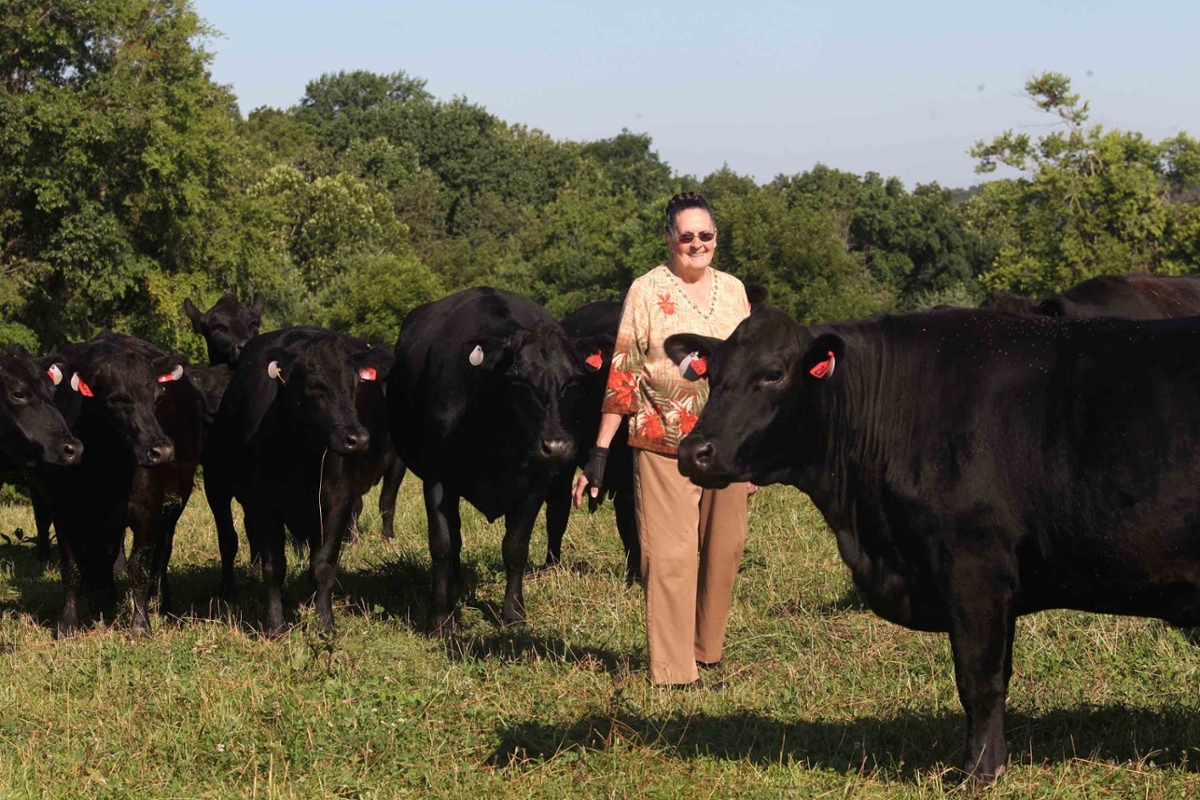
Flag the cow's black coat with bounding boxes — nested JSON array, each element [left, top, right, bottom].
[[981, 274, 1200, 319], [203, 326, 394, 634], [545, 301, 639, 581], [0, 344, 81, 468], [41, 332, 202, 636], [388, 287, 582, 634], [667, 307, 1200, 781]]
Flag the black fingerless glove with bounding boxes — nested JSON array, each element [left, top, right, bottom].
[[582, 446, 609, 494]]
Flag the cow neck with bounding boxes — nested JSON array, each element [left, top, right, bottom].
[[802, 324, 913, 519]]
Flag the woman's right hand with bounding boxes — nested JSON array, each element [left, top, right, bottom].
[[572, 472, 594, 509]]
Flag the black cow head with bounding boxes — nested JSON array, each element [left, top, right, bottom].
[[665, 308, 835, 488], [0, 344, 83, 467], [469, 321, 582, 464], [241, 335, 391, 456], [65, 342, 187, 467], [183, 292, 265, 366]]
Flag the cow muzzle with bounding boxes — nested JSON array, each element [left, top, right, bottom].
[[536, 436, 575, 463], [141, 438, 175, 467], [50, 437, 83, 466], [331, 426, 370, 455]]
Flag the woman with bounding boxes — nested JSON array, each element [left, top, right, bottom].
[[572, 192, 751, 687]]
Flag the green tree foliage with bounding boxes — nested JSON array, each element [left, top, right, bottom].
[[0, 0, 243, 351], [969, 72, 1200, 295], [10, 14, 1195, 362]]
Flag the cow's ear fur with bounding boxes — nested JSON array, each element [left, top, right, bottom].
[[182, 298, 205, 333], [152, 353, 188, 381], [242, 348, 292, 443], [801, 333, 845, 380], [573, 333, 615, 369], [250, 291, 265, 320], [663, 333, 722, 367], [745, 283, 769, 310], [354, 345, 396, 382]]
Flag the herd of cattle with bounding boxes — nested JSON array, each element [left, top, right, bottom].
[[3, 272, 1200, 781]]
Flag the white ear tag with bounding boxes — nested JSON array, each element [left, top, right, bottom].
[[70, 373, 80, 392], [267, 361, 284, 383], [158, 364, 184, 383], [469, 345, 484, 367], [47, 364, 63, 386]]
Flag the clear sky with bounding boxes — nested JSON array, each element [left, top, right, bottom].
[[196, 0, 1200, 189]]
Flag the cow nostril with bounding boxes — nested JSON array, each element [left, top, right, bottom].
[[693, 441, 715, 468], [539, 438, 573, 461], [344, 432, 369, 452], [147, 444, 174, 464], [62, 442, 78, 459]]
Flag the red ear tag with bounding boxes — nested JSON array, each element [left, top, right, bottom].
[[585, 351, 603, 371], [692, 357, 707, 376], [71, 373, 94, 397], [158, 364, 184, 383], [809, 351, 835, 379], [359, 366, 377, 381]]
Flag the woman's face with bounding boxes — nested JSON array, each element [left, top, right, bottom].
[[667, 208, 717, 272]]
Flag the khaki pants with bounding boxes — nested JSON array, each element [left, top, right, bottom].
[[633, 448, 748, 685]]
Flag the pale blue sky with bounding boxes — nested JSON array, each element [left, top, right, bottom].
[[197, 0, 1200, 189]]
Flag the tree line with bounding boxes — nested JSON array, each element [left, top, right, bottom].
[[3, 0, 1199, 360]]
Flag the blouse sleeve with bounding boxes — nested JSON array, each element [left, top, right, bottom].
[[601, 281, 649, 416]]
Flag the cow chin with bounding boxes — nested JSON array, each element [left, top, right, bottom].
[[676, 434, 745, 488]]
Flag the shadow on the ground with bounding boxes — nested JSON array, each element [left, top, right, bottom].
[[488, 704, 1200, 780]]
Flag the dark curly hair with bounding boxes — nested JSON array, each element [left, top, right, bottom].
[[665, 192, 714, 235]]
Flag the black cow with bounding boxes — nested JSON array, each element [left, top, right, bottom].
[[981, 274, 1200, 319], [184, 292, 264, 366], [41, 332, 203, 636], [204, 326, 394, 634], [0, 345, 83, 563], [667, 307, 1200, 782], [544, 301, 639, 582], [388, 287, 582, 635]]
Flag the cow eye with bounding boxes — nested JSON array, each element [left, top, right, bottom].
[[763, 369, 785, 384], [10, 389, 27, 404]]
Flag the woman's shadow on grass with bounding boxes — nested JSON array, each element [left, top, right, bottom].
[[488, 704, 1200, 781]]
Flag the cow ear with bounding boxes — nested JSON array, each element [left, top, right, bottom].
[[466, 337, 509, 371], [574, 334, 615, 372], [354, 344, 395, 383], [152, 354, 188, 384], [801, 333, 845, 381], [242, 348, 292, 442], [663, 333, 721, 367], [250, 291, 265, 320], [745, 283, 769, 310], [182, 298, 205, 333]]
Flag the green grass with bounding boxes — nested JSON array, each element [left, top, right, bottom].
[[0, 479, 1198, 798]]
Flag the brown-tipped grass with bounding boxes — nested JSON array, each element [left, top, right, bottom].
[[1, 479, 1198, 798]]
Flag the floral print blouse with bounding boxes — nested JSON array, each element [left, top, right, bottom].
[[602, 265, 750, 455]]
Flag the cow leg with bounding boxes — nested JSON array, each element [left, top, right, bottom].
[[312, 494, 354, 633], [250, 507, 288, 637], [543, 470, 572, 569], [501, 493, 542, 627], [112, 533, 127, 579], [345, 495, 363, 544], [948, 571, 1016, 783], [55, 532, 82, 638], [152, 489, 190, 616], [424, 480, 461, 637], [378, 455, 406, 540], [32, 486, 53, 565], [126, 519, 156, 636], [613, 489, 641, 585], [206, 477, 240, 600]]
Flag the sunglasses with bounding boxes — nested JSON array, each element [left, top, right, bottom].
[[675, 230, 716, 244]]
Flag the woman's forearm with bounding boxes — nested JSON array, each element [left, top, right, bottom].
[[594, 413, 622, 449]]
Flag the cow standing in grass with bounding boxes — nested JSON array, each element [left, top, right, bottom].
[[203, 327, 394, 634], [668, 307, 1200, 782], [387, 287, 583, 635], [43, 333, 203, 637]]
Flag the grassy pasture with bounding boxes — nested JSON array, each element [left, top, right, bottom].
[[0, 478, 1198, 798]]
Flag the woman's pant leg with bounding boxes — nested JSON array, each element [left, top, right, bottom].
[[695, 482, 748, 665], [633, 449, 702, 686]]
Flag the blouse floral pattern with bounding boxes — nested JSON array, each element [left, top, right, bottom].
[[602, 265, 750, 455]]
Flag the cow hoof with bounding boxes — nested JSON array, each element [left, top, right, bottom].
[[131, 621, 152, 638], [962, 760, 1006, 786], [55, 620, 79, 639], [500, 610, 527, 628]]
